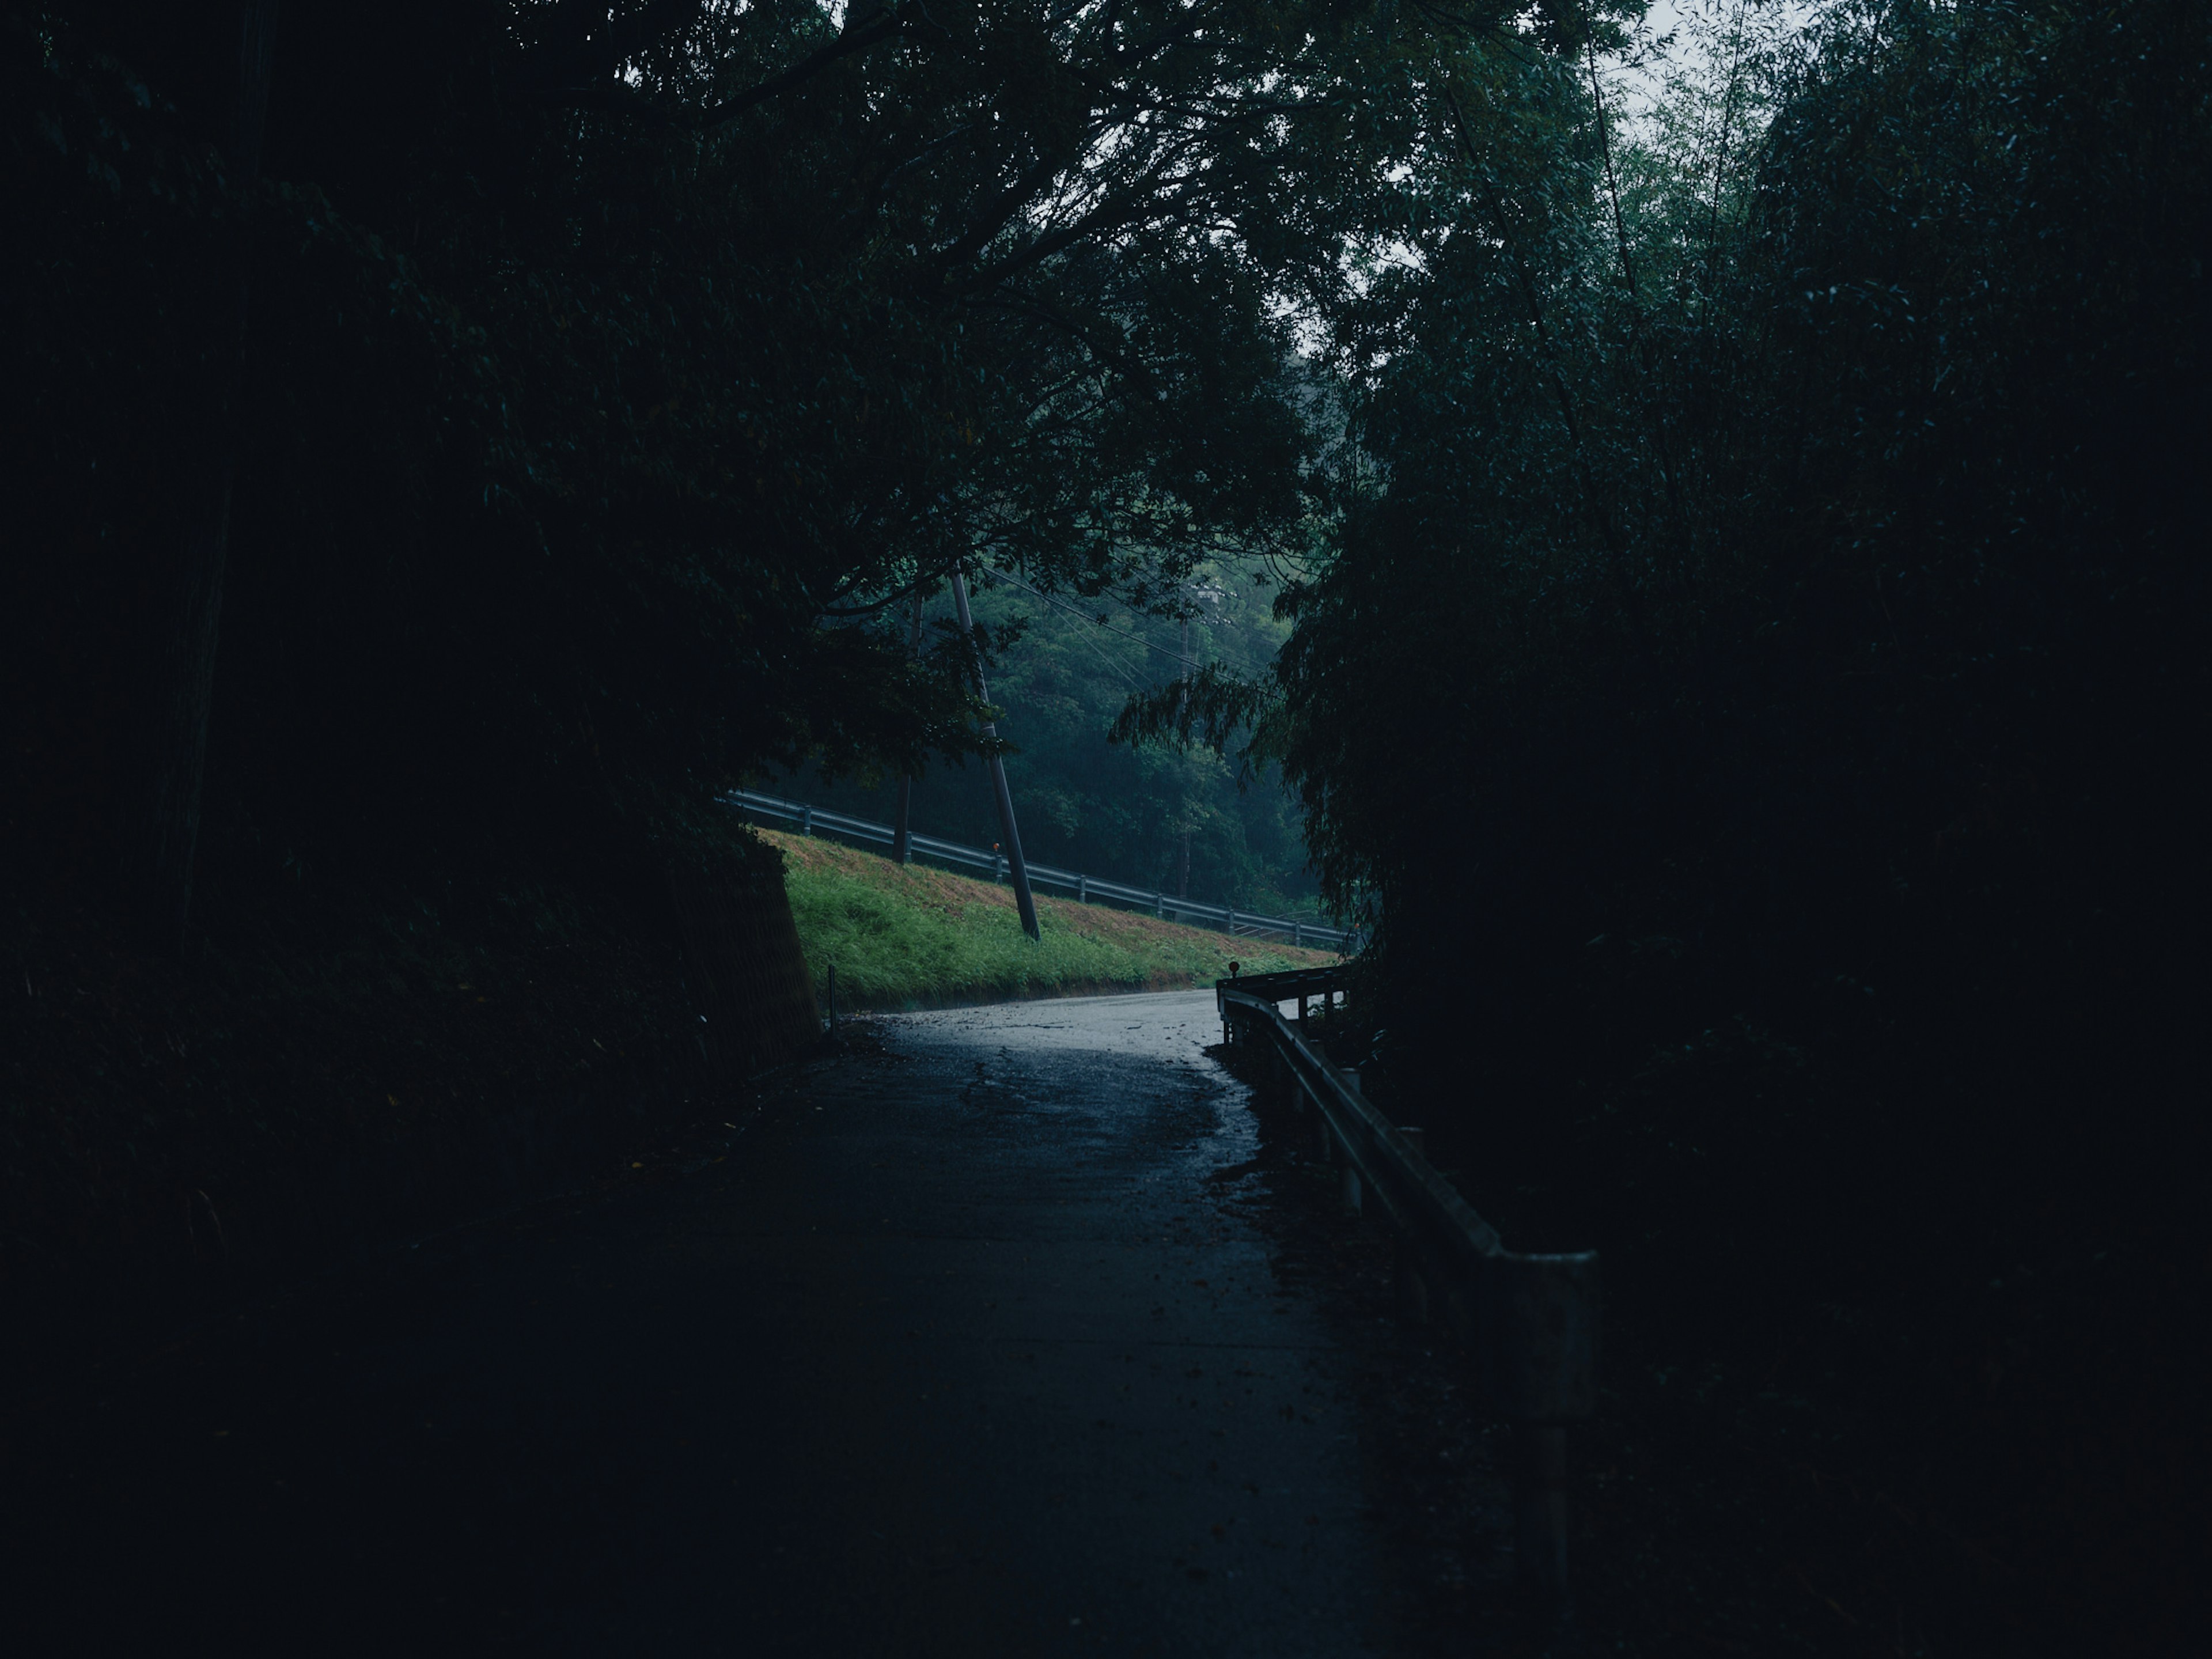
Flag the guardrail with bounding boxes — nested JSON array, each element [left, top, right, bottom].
[[721, 788, 1357, 951], [1216, 966, 1598, 1613]]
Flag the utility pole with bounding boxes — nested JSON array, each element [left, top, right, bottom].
[[1178, 613, 1191, 900], [951, 570, 1040, 941], [891, 585, 920, 865]]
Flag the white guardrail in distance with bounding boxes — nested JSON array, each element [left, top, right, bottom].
[[719, 789, 1355, 951]]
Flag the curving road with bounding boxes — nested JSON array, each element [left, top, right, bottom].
[[13, 991, 1415, 1655]]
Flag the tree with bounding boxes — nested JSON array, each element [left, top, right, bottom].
[[124, 1, 276, 952], [5, 0, 1441, 909]]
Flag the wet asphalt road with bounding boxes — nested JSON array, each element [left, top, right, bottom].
[[12, 991, 1403, 1656]]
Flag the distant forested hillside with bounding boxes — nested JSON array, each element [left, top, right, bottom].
[[775, 555, 1323, 917]]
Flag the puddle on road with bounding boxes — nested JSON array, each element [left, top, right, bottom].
[[1131, 1070, 1234, 1153], [957, 1059, 1032, 1116], [880, 989, 1263, 1221]]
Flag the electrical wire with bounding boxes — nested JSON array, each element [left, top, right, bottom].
[[984, 568, 1209, 673]]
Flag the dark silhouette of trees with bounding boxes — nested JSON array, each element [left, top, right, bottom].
[[1124, 2, 2207, 1644], [4, 0, 1450, 925], [122, 1, 275, 953], [7, 0, 2205, 1638]]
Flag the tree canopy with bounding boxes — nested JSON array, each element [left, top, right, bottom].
[[4, 0, 1467, 890], [5, 0, 2208, 1643], [1117, 3, 2206, 1641]]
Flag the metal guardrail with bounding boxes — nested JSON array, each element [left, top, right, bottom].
[[721, 788, 1356, 951], [1216, 966, 1599, 1612]]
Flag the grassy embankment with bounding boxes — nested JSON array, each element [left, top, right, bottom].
[[765, 829, 1338, 1009]]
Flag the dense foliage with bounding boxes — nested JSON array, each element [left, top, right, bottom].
[[1277, 0, 2207, 1259], [1142, 0, 2207, 1643], [7, 0, 2205, 1641], [785, 555, 1326, 914], [2, 0, 1419, 903]]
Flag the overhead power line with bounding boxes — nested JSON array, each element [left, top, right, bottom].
[[985, 569, 1207, 673]]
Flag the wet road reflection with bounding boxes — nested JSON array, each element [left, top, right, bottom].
[[12, 991, 1392, 1657]]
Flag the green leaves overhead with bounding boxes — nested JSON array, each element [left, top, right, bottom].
[[1218, 0, 2209, 1204], [0, 0, 1385, 865]]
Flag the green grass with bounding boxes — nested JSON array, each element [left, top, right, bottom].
[[765, 829, 1340, 1010]]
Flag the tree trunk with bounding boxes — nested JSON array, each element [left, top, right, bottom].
[[128, 1, 278, 952]]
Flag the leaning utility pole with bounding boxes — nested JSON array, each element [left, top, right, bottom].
[[1178, 613, 1191, 900], [950, 570, 1040, 941], [891, 585, 920, 865]]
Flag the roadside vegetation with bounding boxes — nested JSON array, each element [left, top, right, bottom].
[[5, 0, 1365, 1323], [5, 0, 2200, 1649], [769, 830, 1334, 1010], [1132, 2, 2208, 1649], [777, 554, 1328, 923]]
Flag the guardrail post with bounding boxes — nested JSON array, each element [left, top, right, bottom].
[[1078, 874, 1088, 904], [1514, 1426, 1571, 1609], [1226, 906, 1237, 936], [1393, 1236, 1430, 1325], [801, 805, 813, 836], [1484, 1252, 1599, 1619]]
